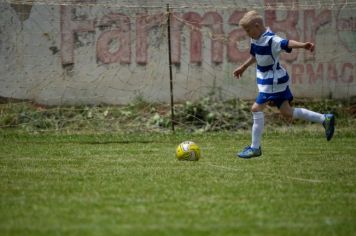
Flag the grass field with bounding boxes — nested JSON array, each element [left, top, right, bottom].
[[0, 127, 355, 236]]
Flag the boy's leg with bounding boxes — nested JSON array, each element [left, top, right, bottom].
[[279, 101, 326, 123], [291, 104, 335, 141], [292, 107, 325, 123], [251, 110, 264, 149], [278, 100, 294, 120], [251, 103, 265, 150], [238, 103, 264, 158]]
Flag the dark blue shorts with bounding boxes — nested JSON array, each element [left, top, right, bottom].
[[256, 86, 294, 109]]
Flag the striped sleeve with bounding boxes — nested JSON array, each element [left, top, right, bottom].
[[280, 39, 292, 53], [250, 43, 256, 56], [271, 36, 292, 55]]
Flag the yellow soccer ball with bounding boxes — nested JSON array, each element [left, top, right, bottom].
[[176, 141, 201, 161]]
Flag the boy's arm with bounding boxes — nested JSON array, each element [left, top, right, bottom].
[[233, 56, 256, 79], [288, 40, 315, 52]]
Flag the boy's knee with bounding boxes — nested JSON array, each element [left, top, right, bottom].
[[251, 103, 263, 112], [280, 109, 293, 119], [251, 107, 259, 113]]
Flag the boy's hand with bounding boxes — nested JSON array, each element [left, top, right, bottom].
[[304, 42, 315, 52], [233, 56, 255, 79], [233, 65, 245, 79]]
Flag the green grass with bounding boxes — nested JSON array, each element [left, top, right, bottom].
[[0, 127, 355, 236]]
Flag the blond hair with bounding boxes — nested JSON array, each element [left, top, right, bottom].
[[239, 10, 264, 28]]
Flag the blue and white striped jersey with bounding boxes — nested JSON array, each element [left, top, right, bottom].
[[250, 28, 292, 94]]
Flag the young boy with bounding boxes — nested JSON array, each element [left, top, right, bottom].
[[233, 10, 335, 159]]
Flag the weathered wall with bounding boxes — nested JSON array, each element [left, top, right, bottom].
[[0, 0, 355, 105]]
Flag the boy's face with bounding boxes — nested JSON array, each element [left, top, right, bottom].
[[243, 22, 263, 40]]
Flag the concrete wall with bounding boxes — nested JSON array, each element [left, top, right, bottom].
[[1, 0, 355, 105]]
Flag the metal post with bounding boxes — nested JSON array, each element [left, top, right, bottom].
[[167, 4, 175, 132]]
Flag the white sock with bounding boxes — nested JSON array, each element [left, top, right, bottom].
[[293, 108, 325, 123], [251, 112, 264, 149]]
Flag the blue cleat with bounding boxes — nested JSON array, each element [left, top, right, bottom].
[[237, 146, 262, 159], [323, 114, 335, 141]]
